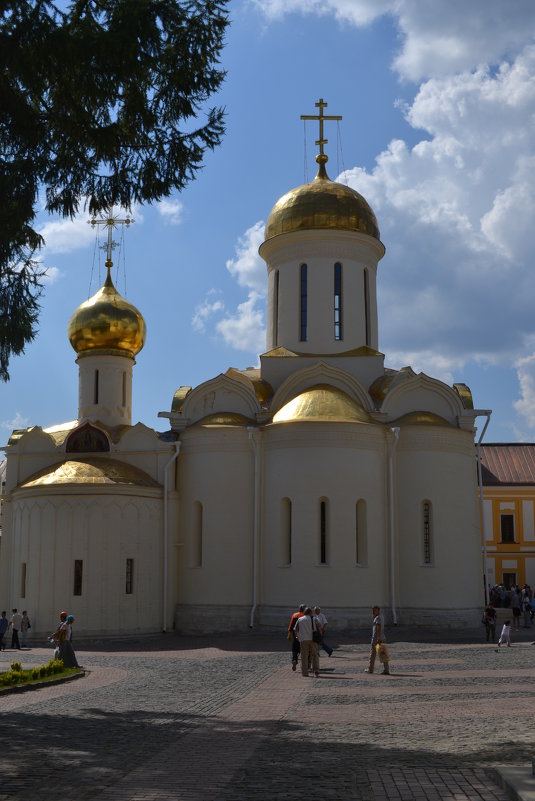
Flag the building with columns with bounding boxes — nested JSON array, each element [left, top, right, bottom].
[[0, 108, 488, 635]]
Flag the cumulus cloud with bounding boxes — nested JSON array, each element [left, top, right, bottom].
[[252, 0, 535, 81], [1, 412, 30, 431], [192, 290, 225, 333], [225, 221, 266, 294], [216, 292, 266, 354], [42, 266, 62, 285], [157, 198, 183, 225], [38, 204, 142, 256]]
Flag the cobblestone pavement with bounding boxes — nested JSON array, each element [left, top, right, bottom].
[[0, 626, 534, 800]]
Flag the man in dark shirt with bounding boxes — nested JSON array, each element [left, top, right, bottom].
[[288, 604, 306, 671], [484, 601, 497, 642]]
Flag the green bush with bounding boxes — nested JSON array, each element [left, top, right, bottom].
[[10, 661, 22, 672], [31, 668, 39, 680]]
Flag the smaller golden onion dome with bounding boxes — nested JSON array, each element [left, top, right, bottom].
[[68, 267, 146, 357], [390, 411, 452, 427], [265, 162, 381, 242], [273, 384, 373, 424]]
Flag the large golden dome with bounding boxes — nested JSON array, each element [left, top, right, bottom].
[[68, 268, 146, 357], [265, 162, 381, 242]]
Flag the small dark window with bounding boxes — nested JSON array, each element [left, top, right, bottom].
[[94, 369, 99, 404], [364, 269, 370, 346], [423, 502, 432, 564], [21, 563, 27, 598], [334, 262, 343, 340], [273, 270, 279, 347], [300, 263, 307, 342], [501, 515, 515, 543], [73, 560, 83, 596], [320, 501, 327, 564], [122, 372, 127, 407], [126, 559, 134, 594]]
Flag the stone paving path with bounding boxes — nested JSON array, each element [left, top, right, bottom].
[[0, 628, 534, 800]]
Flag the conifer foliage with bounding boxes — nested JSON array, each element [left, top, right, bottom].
[[0, 0, 228, 380]]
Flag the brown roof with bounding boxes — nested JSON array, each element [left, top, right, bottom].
[[479, 444, 535, 486]]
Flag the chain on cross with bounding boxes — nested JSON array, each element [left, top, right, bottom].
[[301, 98, 342, 164], [88, 210, 134, 268]]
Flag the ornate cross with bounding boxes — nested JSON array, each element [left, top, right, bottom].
[[88, 209, 134, 267], [301, 98, 342, 162]]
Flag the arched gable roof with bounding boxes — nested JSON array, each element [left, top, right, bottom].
[[270, 361, 374, 417], [181, 373, 262, 425], [380, 373, 465, 423]]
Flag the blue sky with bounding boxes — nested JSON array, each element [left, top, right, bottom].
[[3, 0, 535, 444]]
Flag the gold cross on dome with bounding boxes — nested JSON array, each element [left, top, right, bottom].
[[301, 98, 342, 163], [88, 209, 134, 267]]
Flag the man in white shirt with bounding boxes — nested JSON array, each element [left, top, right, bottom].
[[314, 606, 333, 657], [9, 608, 22, 650], [295, 607, 320, 677]]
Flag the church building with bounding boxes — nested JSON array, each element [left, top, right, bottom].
[[0, 103, 488, 635]]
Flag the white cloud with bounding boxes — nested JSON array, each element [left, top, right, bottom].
[[514, 354, 535, 428], [192, 290, 225, 333], [1, 412, 30, 431], [157, 199, 183, 225], [216, 292, 266, 354], [42, 266, 62, 285], [38, 204, 142, 256], [252, 0, 535, 81], [225, 221, 266, 294]]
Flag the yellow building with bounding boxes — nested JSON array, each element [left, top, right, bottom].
[[480, 444, 535, 591]]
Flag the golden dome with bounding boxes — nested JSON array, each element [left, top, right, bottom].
[[390, 411, 452, 427], [273, 384, 373, 424], [265, 163, 381, 242], [68, 268, 146, 357], [21, 458, 159, 488]]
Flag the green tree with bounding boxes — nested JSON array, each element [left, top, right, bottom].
[[0, 0, 228, 380]]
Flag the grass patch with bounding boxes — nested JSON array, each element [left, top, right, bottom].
[[0, 658, 82, 692]]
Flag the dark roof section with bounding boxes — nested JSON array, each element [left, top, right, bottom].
[[479, 444, 535, 486]]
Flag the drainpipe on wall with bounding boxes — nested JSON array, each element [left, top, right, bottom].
[[163, 441, 181, 632], [248, 427, 259, 628], [388, 427, 400, 625], [474, 411, 492, 605]]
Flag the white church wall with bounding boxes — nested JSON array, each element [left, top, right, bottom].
[[261, 422, 388, 619], [6, 489, 163, 636], [395, 427, 484, 622], [175, 427, 254, 629]]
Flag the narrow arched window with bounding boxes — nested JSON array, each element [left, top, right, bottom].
[[423, 500, 433, 564], [273, 269, 279, 347], [356, 500, 368, 565], [334, 262, 343, 340], [280, 497, 292, 565], [363, 269, 370, 346], [319, 499, 328, 564], [300, 263, 307, 342], [94, 369, 99, 404], [122, 371, 127, 407], [192, 501, 203, 567]]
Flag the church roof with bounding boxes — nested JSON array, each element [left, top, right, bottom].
[[264, 163, 382, 243], [272, 384, 373, 424], [20, 458, 160, 488], [479, 444, 535, 486]]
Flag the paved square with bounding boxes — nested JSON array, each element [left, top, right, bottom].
[[0, 627, 533, 800]]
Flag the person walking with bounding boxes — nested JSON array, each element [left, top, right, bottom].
[[294, 607, 320, 678], [0, 611, 8, 651], [8, 609, 22, 649], [497, 620, 512, 647], [484, 601, 497, 642], [314, 606, 333, 657], [20, 611, 31, 648], [288, 604, 306, 671], [364, 605, 390, 675]]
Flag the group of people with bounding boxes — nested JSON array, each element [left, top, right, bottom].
[[287, 604, 390, 677], [49, 611, 81, 668], [0, 609, 31, 650], [488, 583, 533, 628]]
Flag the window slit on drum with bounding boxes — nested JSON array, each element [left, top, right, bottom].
[[300, 263, 307, 342], [320, 500, 327, 564], [334, 262, 342, 340]]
